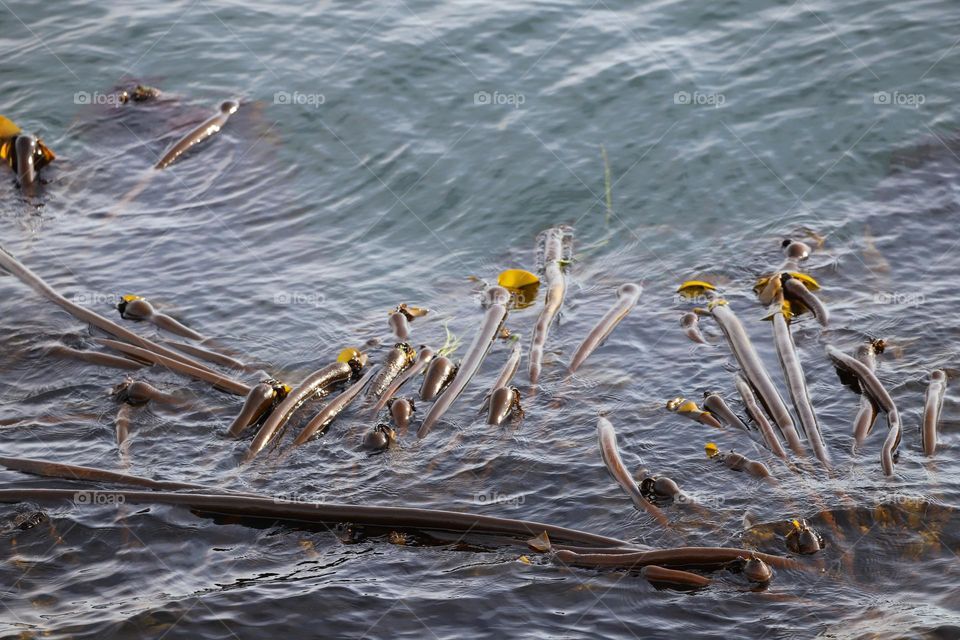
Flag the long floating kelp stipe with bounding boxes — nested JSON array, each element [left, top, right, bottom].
[[701, 391, 750, 432], [0, 470, 819, 586], [96, 338, 250, 396], [921, 369, 946, 457], [553, 547, 804, 572], [47, 344, 146, 371], [155, 100, 240, 170], [245, 349, 367, 461], [852, 340, 883, 450], [367, 343, 417, 399], [711, 300, 805, 455], [569, 283, 641, 373], [370, 346, 435, 415], [734, 374, 787, 459], [827, 346, 901, 476], [418, 286, 511, 438], [1, 459, 808, 589], [0, 247, 249, 395], [597, 417, 669, 525], [490, 338, 522, 393], [162, 339, 250, 372], [0, 456, 210, 492], [756, 240, 829, 466], [290, 368, 377, 447], [108, 100, 240, 217], [0, 487, 628, 548], [640, 565, 712, 589], [487, 338, 523, 426], [117, 295, 204, 341], [529, 225, 573, 385], [770, 308, 829, 466]]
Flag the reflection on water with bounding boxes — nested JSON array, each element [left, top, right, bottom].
[[1, 0, 960, 637]]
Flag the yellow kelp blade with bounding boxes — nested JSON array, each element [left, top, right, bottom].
[[753, 276, 771, 294], [397, 303, 429, 318], [667, 397, 700, 415], [788, 272, 820, 291], [0, 140, 13, 168], [498, 269, 540, 309], [0, 115, 56, 170], [706, 298, 728, 310], [498, 269, 539, 288], [337, 347, 362, 363], [761, 299, 795, 321], [0, 115, 21, 139], [759, 271, 820, 290], [677, 280, 716, 298], [0, 116, 18, 168], [35, 139, 55, 168], [527, 531, 551, 552]]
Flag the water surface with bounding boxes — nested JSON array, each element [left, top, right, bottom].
[[1, 0, 959, 638]]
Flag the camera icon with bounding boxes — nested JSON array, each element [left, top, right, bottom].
[[474, 91, 491, 105], [74, 91, 91, 105], [873, 91, 891, 105], [73, 491, 91, 504], [274, 91, 291, 105], [673, 91, 691, 105]]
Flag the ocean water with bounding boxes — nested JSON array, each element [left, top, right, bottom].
[[1, 0, 959, 637]]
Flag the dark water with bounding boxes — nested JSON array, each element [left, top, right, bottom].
[[1, 0, 959, 637]]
